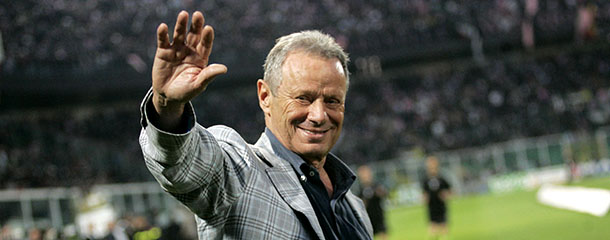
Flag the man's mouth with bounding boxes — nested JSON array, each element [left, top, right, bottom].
[[302, 128, 328, 134], [298, 127, 330, 138]]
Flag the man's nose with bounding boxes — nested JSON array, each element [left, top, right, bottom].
[[307, 99, 327, 125]]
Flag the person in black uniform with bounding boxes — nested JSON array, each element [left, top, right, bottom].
[[357, 165, 388, 240], [421, 156, 451, 240]]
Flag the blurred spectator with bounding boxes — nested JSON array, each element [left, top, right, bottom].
[[357, 165, 388, 240], [421, 156, 452, 240], [27, 227, 42, 240], [103, 219, 129, 240], [575, 1, 598, 42]]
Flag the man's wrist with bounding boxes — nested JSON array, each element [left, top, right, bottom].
[[153, 91, 185, 117], [151, 91, 187, 132]]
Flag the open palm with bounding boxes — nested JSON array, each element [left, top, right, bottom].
[[152, 11, 227, 110]]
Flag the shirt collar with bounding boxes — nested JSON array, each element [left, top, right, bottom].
[[264, 128, 356, 189]]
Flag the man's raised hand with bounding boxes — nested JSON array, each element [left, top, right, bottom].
[[151, 11, 227, 120]]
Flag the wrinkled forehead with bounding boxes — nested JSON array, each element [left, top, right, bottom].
[[292, 55, 343, 79]]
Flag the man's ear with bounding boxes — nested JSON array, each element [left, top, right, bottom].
[[257, 79, 272, 115]]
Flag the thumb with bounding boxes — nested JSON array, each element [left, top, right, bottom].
[[195, 63, 228, 89]]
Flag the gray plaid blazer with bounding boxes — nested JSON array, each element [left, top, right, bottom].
[[139, 91, 373, 239]]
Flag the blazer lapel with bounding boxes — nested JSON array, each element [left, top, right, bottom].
[[252, 144, 326, 240]]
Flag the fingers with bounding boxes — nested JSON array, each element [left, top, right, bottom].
[[157, 23, 170, 48], [172, 11, 189, 46], [197, 25, 215, 58], [186, 11, 204, 49], [195, 63, 228, 89]]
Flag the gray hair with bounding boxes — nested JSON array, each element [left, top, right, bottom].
[[262, 30, 350, 95]]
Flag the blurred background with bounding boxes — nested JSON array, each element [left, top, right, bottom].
[[0, 0, 609, 239]]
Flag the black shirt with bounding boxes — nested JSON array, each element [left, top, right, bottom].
[[266, 129, 372, 240], [422, 175, 451, 211]]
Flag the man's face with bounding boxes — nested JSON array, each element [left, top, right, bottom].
[[262, 51, 347, 162], [358, 165, 373, 185], [426, 157, 439, 176]]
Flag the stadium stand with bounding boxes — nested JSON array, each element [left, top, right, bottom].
[[1, 46, 608, 189]]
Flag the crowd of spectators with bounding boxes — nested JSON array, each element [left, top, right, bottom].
[[0, 207, 197, 239], [0, 0, 609, 186], [338, 47, 610, 163], [0, 45, 608, 189], [1, 0, 608, 77], [0, 105, 146, 189]]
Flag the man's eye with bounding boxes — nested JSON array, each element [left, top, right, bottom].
[[326, 98, 341, 104], [296, 96, 310, 102]]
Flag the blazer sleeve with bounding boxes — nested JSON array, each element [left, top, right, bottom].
[[138, 89, 255, 221]]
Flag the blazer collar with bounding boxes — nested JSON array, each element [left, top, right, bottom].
[[258, 128, 308, 175]]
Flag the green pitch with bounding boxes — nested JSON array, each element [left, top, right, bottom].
[[384, 176, 610, 240]]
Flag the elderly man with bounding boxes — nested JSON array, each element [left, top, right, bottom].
[[139, 11, 373, 239]]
